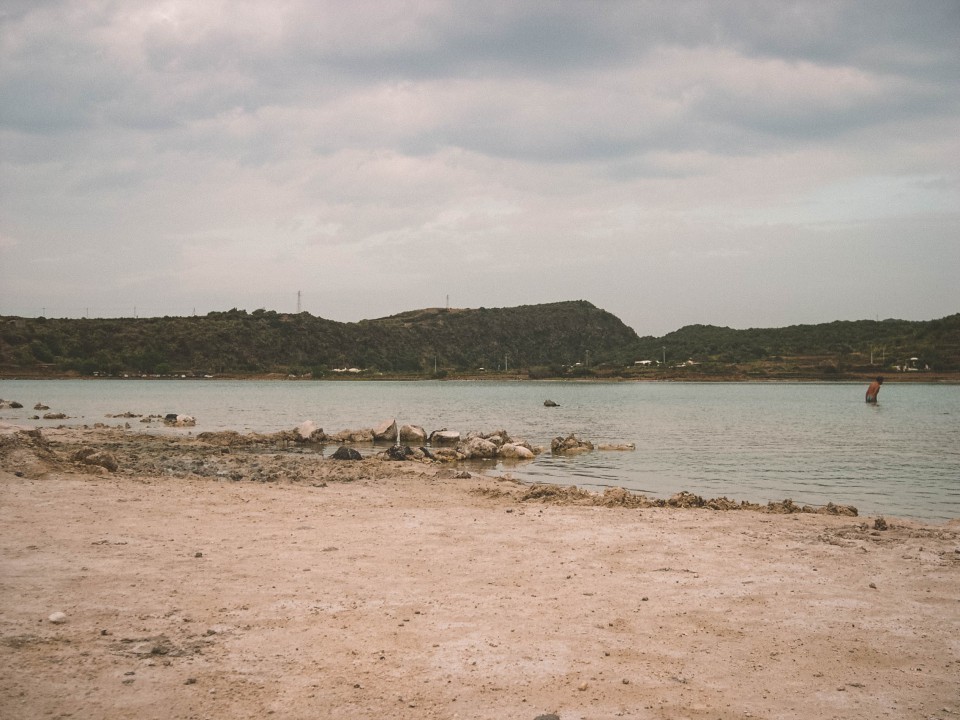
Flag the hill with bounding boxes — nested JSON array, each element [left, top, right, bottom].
[[1, 303, 957, 379], [633, 314, 960, 377], [0, 300, 640, 377]]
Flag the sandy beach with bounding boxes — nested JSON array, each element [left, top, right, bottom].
[[1, 425, 958, 720]]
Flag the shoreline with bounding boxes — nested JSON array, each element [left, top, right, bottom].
[[1, 426, 958, 719], [4, 372, 960, 384]]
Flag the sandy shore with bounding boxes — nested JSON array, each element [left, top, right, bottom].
[[1, 426, 958, 720]]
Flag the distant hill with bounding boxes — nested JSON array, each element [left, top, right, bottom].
[[633, 314, 960, 375], [1, 303, 957, 378], [0, 300, 640, 377]]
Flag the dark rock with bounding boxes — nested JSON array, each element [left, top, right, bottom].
[[543, 400, 559, 407], [385, 445, 414, 461], [331, 446, 362, 461]]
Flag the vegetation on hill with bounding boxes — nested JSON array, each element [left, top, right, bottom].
[[1, 302, 957, 379], [0, 301, 639, 377], [632, 314, 960, 377]]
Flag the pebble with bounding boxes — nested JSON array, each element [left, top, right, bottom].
[[48, 612, 67, 624]]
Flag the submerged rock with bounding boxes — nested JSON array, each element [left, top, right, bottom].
[[551, 434, 594, 455]]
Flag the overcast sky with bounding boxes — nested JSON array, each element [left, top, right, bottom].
[[1, 1, 958, 336]]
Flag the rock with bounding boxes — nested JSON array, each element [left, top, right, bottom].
[[34, 403, 50, 411], [42, 413, 67, 420], [163, 414, 196, 427], [48, 611, 67, 624], [551, 434, 594, 455], [535, 714, 560, 720], [331, 446, 362, 461], [385, 445, 414, 461], [597, 443, 635, 451], [467, 429, 510, 447], [329, 428, 374, 443], [543, 399, 559, 407], [296, 420, 323, 441], [373, 419, 398, 443], [72, 448, 119, 472], [460, 437, 498, 459], [399, 424, 427, 443], [499, 443, 536, 460], [431, 448, 461, 462], [429, 429, 461, 445]]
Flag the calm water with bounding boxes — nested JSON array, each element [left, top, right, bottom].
[[2, 379, 958, 521]]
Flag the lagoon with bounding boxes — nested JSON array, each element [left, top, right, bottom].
[[2, 379, 958, 521]]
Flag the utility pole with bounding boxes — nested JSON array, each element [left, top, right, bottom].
[[662, 346, 666, 365], [297, 290, 301, 313]]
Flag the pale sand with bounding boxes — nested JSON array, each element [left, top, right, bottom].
[[1, 427, 958, 720]]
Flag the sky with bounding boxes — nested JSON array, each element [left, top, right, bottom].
[[1, 1, 958, 337]]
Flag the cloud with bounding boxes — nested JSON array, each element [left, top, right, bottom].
[[1, 1, 958, 333]]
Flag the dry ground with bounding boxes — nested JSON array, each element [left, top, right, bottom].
[[1, 426, 958, 720]]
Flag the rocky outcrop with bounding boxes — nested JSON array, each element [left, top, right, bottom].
[[163, 414, 196, 427], [543, 399, 559, 407]]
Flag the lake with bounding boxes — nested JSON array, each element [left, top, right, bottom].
[[2, 379, 958, 521]]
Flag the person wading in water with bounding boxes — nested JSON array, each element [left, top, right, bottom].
[[865, 376, 884, 403]]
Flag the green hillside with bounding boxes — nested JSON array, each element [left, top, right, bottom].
[[634, 314, 960, 376], [0, 300, 639, 377], [1, 303, 957, 378]]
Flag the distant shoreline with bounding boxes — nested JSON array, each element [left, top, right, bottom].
[[3, 371, 960, 384]]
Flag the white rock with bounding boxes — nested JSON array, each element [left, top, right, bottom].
[[297, 420, 319, 440], [499, 443, 535, 460], [48, 611, 67, 624]]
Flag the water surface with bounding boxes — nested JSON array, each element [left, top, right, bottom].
[[2, 379, 957, 521]]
